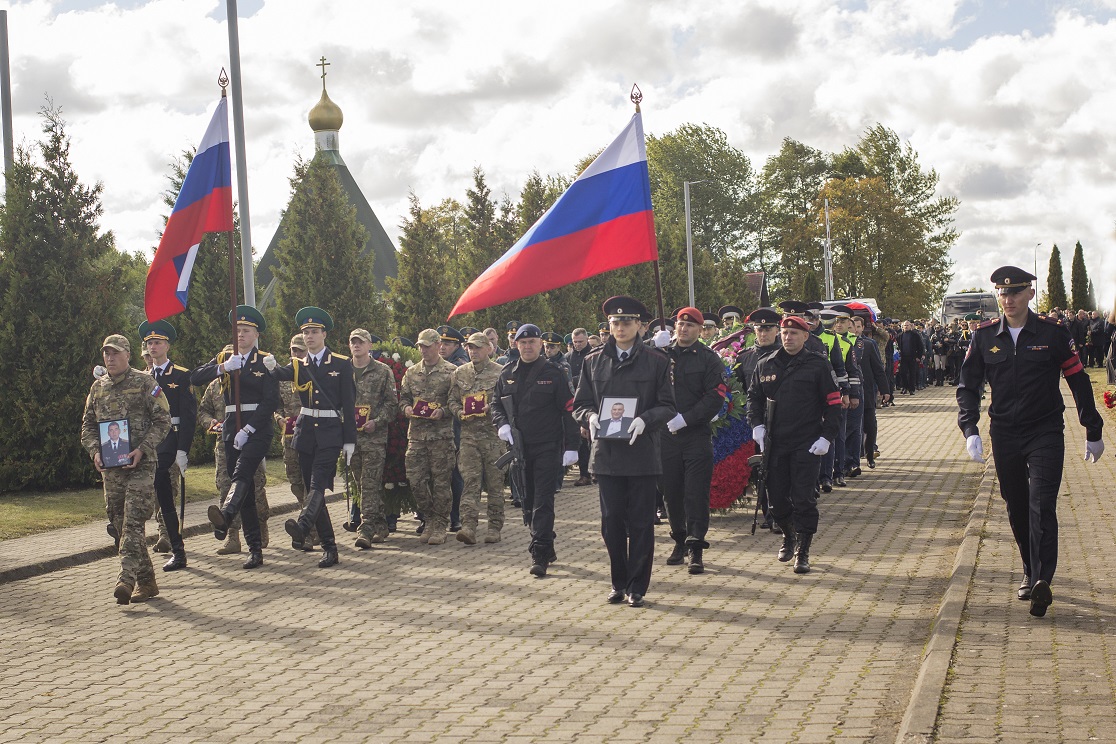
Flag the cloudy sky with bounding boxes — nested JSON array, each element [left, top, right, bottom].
[[5, 0, 1115, 309]]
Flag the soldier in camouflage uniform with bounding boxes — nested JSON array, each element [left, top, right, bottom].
[[348, 328, 400, 549], [197, 361, 269, 555], [81, 334, 172, 605], [273, 334, 317, 550], [448, 332, 506, 545], [399, 328, 457, 545]]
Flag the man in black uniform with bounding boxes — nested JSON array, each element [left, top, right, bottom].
[[661, 308, 726, 574], [734, 307, 783, 529], [140, 320, 197, 572], [573, 297, 676, 607], [490, 324, 580, 578], [565, 327, 593, 486], [957, 266, 1105, 617], [268, 306, 357, 569], [191, 306, 280, 570], [747, 315, 842, 575]]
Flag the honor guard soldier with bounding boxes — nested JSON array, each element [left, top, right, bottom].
[[266, 307, 356, 568], [490, 324, 580, 577], [348, 328, 400, 549], [957, 266, 1105, 617], [139, 320, 197, 572], [573, 297, 676, 606], [81, 334, 172, 604], [747, 315, 842, 575], [399, 329, 458, 544], [191, 306, 280, 570], [661, 308, 726, 574], [448, 332, 507, 545]]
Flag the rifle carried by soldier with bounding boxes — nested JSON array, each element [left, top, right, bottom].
[[493, 394, 529, 525], [750, 398, 776, 535]]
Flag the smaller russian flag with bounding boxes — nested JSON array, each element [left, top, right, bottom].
[[144, 97, 234, 323], [449, 112, 658, 318]]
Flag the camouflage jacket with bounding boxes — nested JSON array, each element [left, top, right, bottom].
[[353, 357, 399, 441], [81, 367, 172, 464], [274, 381, 304, 440], [198, 378, 224, 435], [448, 358, 502, 439], [399, 358, 455, 440]]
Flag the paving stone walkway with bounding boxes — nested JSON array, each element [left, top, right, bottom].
[[0, 386, 989, 742]]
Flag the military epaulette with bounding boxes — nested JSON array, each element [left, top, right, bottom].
[[1036, 315, 1063, 326], [257, 350, 271, 357], [978, 319, 998, 329], [173, 364, 190, 373], [330, 352, 350, 360]]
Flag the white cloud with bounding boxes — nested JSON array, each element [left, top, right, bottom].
[[3, 0, 1114, 311]]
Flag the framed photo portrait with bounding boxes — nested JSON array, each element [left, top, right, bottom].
[[98, 419, 132, 468], [597, 396, 639, 440]]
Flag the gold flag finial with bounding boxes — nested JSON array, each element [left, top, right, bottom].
[[218, 68, 229, 98], [630, 84, 642, 113]]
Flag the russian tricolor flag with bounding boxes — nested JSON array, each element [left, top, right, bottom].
[[449, 112, 658, 318], [144, 97, 234, 322]]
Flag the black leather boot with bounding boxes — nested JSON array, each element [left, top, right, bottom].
[[209, 480, 249, 541], [777, 520, 796, 562], [286, 489, 325, 550], [243, 550, 264, 569], [318, 547, 339, 568], [793, 532, 813, 574], [666, 532, 686, 565], [162, 549, 187, 572], [688, 547, 704, 575]]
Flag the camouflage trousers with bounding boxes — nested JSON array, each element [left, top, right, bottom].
[[103, 462, 156, 587], [406, 438, 456, 532], [353, 434, 388, 538], [214, 440, 269, 530], [457, 434, 505, 532], [282, 437, 306, 505]]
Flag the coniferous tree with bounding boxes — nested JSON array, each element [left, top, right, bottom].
[[1046, 244, 1067, 310], [1087, 278, 1097, 312], [0, 106, 126, 489], [1069, 240, 1090, 312], [270, 155, 385, 344], [388, 193, 457, 340]]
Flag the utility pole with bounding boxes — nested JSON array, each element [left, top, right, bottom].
[[1, 10, 14, 190], [822, 198, 835, 301], [683, 180, 708, 308]]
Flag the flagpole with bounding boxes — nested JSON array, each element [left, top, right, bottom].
[[631, 84, 666, 326], [219, 71, 243, 431], [226, 0, 256, 307]]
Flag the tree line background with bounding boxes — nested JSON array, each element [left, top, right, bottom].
[[0, 104, 1100, 491]]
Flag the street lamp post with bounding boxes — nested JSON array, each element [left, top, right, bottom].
[[683, 180, 708, 308]]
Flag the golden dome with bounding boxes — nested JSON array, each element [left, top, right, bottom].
[[309, 87, 343, 132]]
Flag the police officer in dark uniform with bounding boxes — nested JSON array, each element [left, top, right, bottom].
[[747, 315, 842, 575], [957, 266, 1105, 617], [191, 306, 280, 570], [573, 297, 676, 607], [140, 320, 197, 572], [268, 307, 357, 569], [490, 324, 580, 578], [733, 307, 783, 529], [660, 308, 726, 574]]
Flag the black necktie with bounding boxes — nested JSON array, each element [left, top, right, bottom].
[[618, 350, 628, 362]]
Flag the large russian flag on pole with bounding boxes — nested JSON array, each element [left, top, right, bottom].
[[144, 97, 234, 322], [449, 112, 658, 318]]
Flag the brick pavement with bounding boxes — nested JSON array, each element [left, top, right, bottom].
[[0, 387, 976, 743], [933, 386, 1116, 743]]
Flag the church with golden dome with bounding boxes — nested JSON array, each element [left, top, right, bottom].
[[256, 58, 398, 308]]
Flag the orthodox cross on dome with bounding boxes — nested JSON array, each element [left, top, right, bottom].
[[317, 56, 330, 88]]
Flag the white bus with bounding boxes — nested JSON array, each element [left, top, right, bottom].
[[939, 292, 999, 326]]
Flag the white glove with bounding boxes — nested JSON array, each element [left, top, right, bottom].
[[93, 365, 107, 380], [233, 427, 250, 450], [175, 450, 188, 474], [562, 450, 578, 467], [667, 413, 687, 433], [587, 413, 600, 442], [222, 354, 244, 373], [652, 330, 671, 348], [752, 424, 766, 453], [966, 434, 984, 463], [343, 442, 355, 465], [808, 437, 830, 456], [498, 424, 514, 445], [263, 353, 277, 371], [627, 416, 647, 445], [1085, 439, 1105, 463]]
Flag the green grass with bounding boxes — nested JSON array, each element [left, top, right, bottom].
[[0, 458, 289, 541]]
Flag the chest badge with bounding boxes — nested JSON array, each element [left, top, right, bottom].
[[253, 371, 264, 377], [328, 371, 340, 377], [167, 382, 179, 389], [989, 345, 1001, 354]]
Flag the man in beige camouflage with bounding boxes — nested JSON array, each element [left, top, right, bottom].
[[348, 328, 400, 549], [448, 332, 506, 545], [273, 334, 316, 550], [400, 328, 457, 545], [81, 334, 172, 605], [197, 355, 270, 555]]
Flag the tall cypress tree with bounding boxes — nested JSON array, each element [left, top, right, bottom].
[[1069, 240, 1090, 312], [1046, 244, 1067, 310], [0, 106, 126, 489]]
